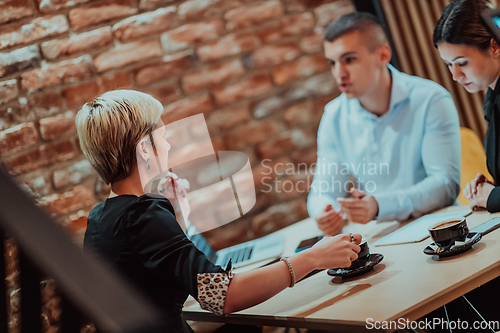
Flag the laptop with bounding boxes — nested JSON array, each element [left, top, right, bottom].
[[187, 225, 285, 269]]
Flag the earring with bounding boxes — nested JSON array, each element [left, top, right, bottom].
[[147, 158, 150, 171]]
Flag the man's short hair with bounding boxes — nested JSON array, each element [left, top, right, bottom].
[[75, 90, 163, 184], [324, 12, 389, 51]]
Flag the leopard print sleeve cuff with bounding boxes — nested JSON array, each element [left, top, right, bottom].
[[197, 270, 234, 315]]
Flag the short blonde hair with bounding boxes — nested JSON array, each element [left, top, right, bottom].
[[75, 90, 163, 184]]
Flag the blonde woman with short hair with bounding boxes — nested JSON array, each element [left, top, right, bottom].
[[76, 90, 361, 333]]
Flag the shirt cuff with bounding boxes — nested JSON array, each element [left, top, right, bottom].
[[197, 270, 234, 315], [371, 192, 398, 222], [486, 186, 500, 213]]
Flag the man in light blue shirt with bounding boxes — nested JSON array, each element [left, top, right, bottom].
[[307, 12, 460, 235]]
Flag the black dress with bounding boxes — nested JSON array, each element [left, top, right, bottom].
[[83, 194, 232, 333], [484, 79, 500, 212]]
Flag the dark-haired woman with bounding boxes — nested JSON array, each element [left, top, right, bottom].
[[432, 0, 500, 324], [434, 0, 500, 213]]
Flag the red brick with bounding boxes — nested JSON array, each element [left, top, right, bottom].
[[0, 79, 18, 105], [284, 0, 330, 12], [41, 280, 58, 304], [161, 93, 213, 124], [257, 129, 315, 159], [275, 173, 312, 201], [0, 122, 39, 155], [272, 54, 328, 85], [113, 7, 179, 43], [252, 156, 292, 188], [95, 39, 162, 73], [314, 0, 355, 27], [252, 86, 309, 118], [24, 91, 64, 120], [21, 55, 94, 92], [135, 50, 194, 85], [41, 27, 113, 61], [224, 119, 283, 150], [0, 45, 41, 78], [182, 59, 245, 94], [313, 94, 334, 111], [69, 0, 138, 31], [4, 140, 77, 175], [64, 209, 91, 234], [197, 32, 259, 62], [246, 42, 301, 68], [0, 107, 15, 132], [291, 145, 317, 165], [284, 97, 327, 128], [213, 73, 272, 105], [53, 160, 94, 189], [251, 198, 307, 237], [63, 72, 132, 107], [303, 72, 338, 96], [206, 103, 250, 132], [258, 13, 315, 44], [38, 185, 94, 216], [178, 0, 239, 22], [39, 111, 76, 141], [211, 135, 225, 152], [0, 15, 69, 51], [300, 30, 324, 54], [139, 0, 175, 10], [1, 91, 62, 127], [45, 298, 61, 324], [161, 19, 224, 54], [224, 1, 284, 31], [283, 100, 313, 126], [23, 174, 53, 198], [0, 0, 34, 25], [144, 82, 180, 104], [37, 0, 91, 13]]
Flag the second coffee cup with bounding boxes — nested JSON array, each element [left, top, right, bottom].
[[428, 218, 469, 248]]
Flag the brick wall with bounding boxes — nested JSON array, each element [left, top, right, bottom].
[[0, 0, 352, 330]]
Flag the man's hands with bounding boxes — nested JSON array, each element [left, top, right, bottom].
[[464, 173, 495, 210], [314, 204, 344, 236], [337, 188, 379, 224]]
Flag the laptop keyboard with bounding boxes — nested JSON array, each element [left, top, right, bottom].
[[220, 246, 253, 267]]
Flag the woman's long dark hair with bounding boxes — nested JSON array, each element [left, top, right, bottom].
[[433, 0, 492, 50]]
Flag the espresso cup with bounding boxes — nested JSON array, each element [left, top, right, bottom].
[[348, 239, 370, 270], [428, 218, 469, 247]]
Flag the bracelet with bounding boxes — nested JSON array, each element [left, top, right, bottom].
[[280, 258, 296, 288]]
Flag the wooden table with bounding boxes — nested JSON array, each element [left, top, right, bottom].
[[183, 207, 500, 332]]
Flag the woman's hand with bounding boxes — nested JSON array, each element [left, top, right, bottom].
[[463, 173, 493, 200], [158, 173, 191, 226], [469, 182, 495, 210], [307, 233, 361, 270]]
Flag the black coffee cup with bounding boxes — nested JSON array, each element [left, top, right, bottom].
[[428, 218, 469, 248], [348, 239, 369, 270]]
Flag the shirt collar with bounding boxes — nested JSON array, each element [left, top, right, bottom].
[[387, 64, 410, 110], [353, 64, 410, 120]]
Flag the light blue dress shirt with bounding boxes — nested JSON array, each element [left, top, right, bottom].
[[307, 66, 461, 222]]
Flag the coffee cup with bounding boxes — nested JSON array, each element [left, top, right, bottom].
[[348, 239, 370, 270], [428, 218, 469, 248]]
